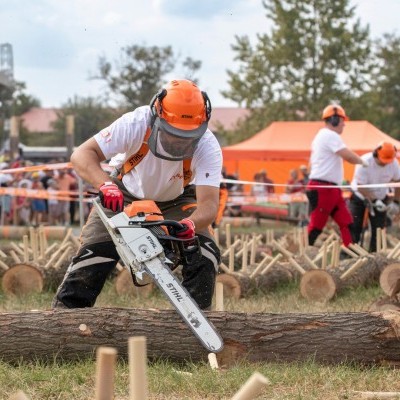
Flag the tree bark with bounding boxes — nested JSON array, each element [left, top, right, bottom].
[[0, 308, 399, 366]]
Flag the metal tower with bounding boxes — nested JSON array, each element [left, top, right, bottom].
[[0, 43, 14, 87]]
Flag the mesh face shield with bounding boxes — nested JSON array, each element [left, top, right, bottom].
[[148, 117, 207, 161]]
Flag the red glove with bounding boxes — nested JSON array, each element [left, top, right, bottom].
[[176, 218, 195, 240], [99, 182, 124, 212]]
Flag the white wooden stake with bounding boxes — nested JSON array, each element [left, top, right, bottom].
[[215, 281, 224, 311], [225, 223, 232, 248], [129, 336, 148, 400], [94, 346, 117, 400], [231, 371, 270, 400]]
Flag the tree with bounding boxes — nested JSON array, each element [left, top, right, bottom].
[[94, 44, 201, 110], [222, 0, 373, 141], [52, 96, 119, 146], [366, 33, 400, 139]]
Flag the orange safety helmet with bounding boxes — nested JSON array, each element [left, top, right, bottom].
[[321, 104, 349, 121], [150, 79, 211, 130], [148, 79, 212, 161], [373, 142, 398, 164]]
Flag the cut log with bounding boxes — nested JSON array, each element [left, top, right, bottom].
[[114, 269, 154, 298], [1, 263, 44, 295], [380, 263, 400, 297], [0, 308, 400, 366], [299, 270, 337, 302]]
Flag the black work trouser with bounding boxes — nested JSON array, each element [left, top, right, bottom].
[[52, 184, 220, 310], [348, 194, 387, 253]]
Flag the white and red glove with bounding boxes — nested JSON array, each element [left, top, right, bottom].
[[99, 181, 124, 212], [175, 218, 196, 240]]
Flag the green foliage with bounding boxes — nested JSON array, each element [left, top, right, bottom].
[[222, 0, 374, 142], [93, 44, 202, 110]]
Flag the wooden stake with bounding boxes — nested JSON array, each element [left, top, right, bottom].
[[387, 241, 400, 258], [229, 246, 235, 273], [382, 228, 387, 252], [340, 245, 359, 258], [10, 242, 24, 256], [340, 257, 368, 280], [53, 246, 71, 270], [303, 226, 309, 248], [225, 224, 232, 248], [222, 239, 241, 257], [250, 235, 257, 265], [23, 235, 29, 263], [215, 282, 224, 311], [94, 346, 117, 400], [208, 353, 219, 370], [241, 242, 248, 272], [0, 249, 7, 258], [231, 371, 270, 400], [250, 253, 274, 278], [377, 227, 382, 253], [302, 254, 319, 270], [214, 228, 219, 247], [321, 241, 328, 270], [260, 253, 283, 275], [0, 259, 9, 271], [298, 228, 304, 255], [9, 250, 21, 264], [129, 336, 148, 400]]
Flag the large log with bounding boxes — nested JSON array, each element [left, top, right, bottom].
[[0, 308, 399, 366]]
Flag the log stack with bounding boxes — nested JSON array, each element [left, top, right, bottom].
[[0, 226, 79, 295]]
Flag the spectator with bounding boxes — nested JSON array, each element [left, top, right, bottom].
[[299, 164, 310, 186], [306, 104, 366, 247], [349, 142, 400, 252], [259, 169, 275, 193], [251, 172, 267, 196], [55, 169, 77, 226], [286, 169, 308, 224], [47, 179, 61, 225]]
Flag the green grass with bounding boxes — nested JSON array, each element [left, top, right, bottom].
[[0, 280, 397, 399]]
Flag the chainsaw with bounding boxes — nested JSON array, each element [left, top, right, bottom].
[[93, 198, 224, 353]]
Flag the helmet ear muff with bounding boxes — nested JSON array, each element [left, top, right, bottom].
[[149, 89, 168, 125], [326, 107, 340, 127], [201, 91, 212, 122]]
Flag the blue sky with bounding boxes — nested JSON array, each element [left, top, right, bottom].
[[1, 0, 399, 108]]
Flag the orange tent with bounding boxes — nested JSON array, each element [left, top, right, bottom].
[[222, 121, 400, 193]]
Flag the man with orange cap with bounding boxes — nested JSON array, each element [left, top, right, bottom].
[[306, 104, 367, 247], [349, 142, 400, 252], [52, 79, 222, 310]]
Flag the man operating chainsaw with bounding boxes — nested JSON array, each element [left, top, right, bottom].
[[52, 79, 222, 310]]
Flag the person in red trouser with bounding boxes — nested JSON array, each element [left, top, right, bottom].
[[306, 104, 367, 246]]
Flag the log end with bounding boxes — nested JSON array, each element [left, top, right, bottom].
[[300, 270, 337, 302], [2, 263, 44, 295], [379, 263, 400, 297]]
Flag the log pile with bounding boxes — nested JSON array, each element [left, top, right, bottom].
[[0, 226, 79, 295], [215, 224, 400, 303]]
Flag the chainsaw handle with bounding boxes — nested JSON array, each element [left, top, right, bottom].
[[135, 219, 185, 231]]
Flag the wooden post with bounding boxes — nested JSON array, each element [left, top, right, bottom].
[[65, 114, 75, 160], [225, 224, 232, 248], [241, 241, 248, 272], [23, 235, 29, 263], [215, 281, 224, 312], [9, 116, 20, 160], [231, 371, 269, 400], [229, 246, 235, 273], [322, 241, 328, 269], [250, 235, 257, 265], [377, 228, 382, 253], [208, 352, 219, 370], [94, 346, 117, 400], [129, 336, 148, 400]]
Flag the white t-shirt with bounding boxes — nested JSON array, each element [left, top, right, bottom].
[[95, 106, 223, 201], [309, 127, 346, 186], [351, 152, 400, 200]]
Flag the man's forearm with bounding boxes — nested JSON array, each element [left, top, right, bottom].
[[189, 202, 218, 231]]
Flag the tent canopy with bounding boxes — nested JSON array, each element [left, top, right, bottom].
[[223, 121, 400, 161]]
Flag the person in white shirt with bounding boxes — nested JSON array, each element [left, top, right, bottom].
[[52, 79, 222, 310], [349, 142, 400, 252], [306, 104, 366, 247]]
